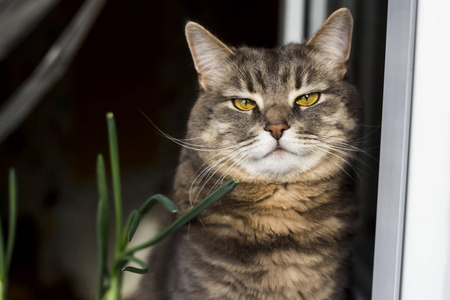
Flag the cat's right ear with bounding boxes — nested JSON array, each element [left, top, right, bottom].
[[185, 22, 234, 91], [306, 8, 353, 78]]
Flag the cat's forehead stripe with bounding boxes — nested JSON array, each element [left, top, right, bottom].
[[281, 67, 290, 85], [244, 72, 255, 93], [254, 69, 267, 91], [231, 48, 336, 106], [295, 65, 302, 90], [243, 54, 307, 94], [266, 59, 280, 79]]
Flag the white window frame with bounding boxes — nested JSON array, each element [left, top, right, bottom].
[[373, 0, 450, 299], [371, 0, 417, 298]]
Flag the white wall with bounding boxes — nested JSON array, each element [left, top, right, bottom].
[[401, 0, 450, 299]]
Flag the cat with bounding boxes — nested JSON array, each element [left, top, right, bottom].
[[138, 8, 362, 300]]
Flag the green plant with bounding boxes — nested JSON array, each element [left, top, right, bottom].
[[96, 113, 238, 300], [0, 169, 17, 300]]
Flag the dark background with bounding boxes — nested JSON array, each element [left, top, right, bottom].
[[0, 0, 387, 299]]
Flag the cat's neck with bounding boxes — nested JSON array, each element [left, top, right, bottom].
[[175, 157, 356, 240], [178, 178, 356, 246]]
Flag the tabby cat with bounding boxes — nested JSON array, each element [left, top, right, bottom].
[[139, 8, 362, 300]]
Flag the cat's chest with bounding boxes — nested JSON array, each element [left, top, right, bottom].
[[183, 234, 339, 299], [204, 182, 343, 238], [182, 182, 347, 299]]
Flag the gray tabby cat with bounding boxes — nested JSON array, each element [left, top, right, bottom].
[[139, 8, 361, 300]]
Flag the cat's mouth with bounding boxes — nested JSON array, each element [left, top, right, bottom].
[[264, 146, 292, 158], [273, 147, 286, 153]]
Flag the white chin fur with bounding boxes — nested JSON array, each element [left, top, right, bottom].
[[238, 131, 324, 181]]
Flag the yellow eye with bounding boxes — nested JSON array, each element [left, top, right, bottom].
[[233, 99, 257, 111], [295, 92, 320, 107]]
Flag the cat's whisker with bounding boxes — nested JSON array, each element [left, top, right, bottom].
[[189, 151, 227, 202], [216, 160, 248, 215], [196, 143, 256, 199], [189, 144, 253, 206], [320, 150, 359, 182], [159, 130, 236, 152], [164, 133, 240, 152], [191, 152, 241, 206], [324, 128, 381, 146], [313, 134, 378, 162], [139, 109, 241, 151], [197, 217, 207, 229], [189, 155, 228, 206], [318, 137, 362, 150], [199, 146, 251, 189], [317, 137, 379, 165], [212, 152, 246, 188], [189, 142, 250, 194], [314, 140, 360, 159], [319, 142, 363, 165], [322, 144, 374, 172], [176, 136, 205, 141], [355, 123, 381, 129], [315, 145, 362, 182], [210, 147, 255, 194], [206, 148, 255, 217]]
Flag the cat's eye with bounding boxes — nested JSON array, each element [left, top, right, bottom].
[[233, 98, 257, 111], [295, 92, 320, 107]]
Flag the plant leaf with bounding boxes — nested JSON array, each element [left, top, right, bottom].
[[107, 112, 124, 254], [123, 210, 140, 243], [124, 194, 181, 243], [125, 194, 181, 243], [5, 168, 17, 276], [0, 201, 4, 280], [120, 179, 239, 257], [96, 154, 109, 299], [121, 256, 148, 274], [139, 194, 181, 215]]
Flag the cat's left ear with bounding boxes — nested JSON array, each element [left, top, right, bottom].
[[185, 22, 235, 91], [307, 8, 353, 77]]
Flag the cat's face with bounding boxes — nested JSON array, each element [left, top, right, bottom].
[[185, 9, 361, 183]]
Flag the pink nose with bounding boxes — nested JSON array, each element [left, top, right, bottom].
[[264, 123, 289, 140]]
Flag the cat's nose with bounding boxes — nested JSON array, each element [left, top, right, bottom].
[[264, 122, 289, 140]]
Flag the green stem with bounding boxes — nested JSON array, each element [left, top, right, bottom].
[[6, 169, 17, 277], [106, 271, 122, 300], [0, 216, 4, 298], [0, 283, 4, 300], [0, 169, 17, 300], [96, 155, 109, 300], [107, 113, 123, 256]]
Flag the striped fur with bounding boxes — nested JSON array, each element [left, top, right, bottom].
[[139, 8, 361, 300]]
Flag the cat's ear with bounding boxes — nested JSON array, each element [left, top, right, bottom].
[[185, 22, 234, 91], [306, 8, 353, 77]]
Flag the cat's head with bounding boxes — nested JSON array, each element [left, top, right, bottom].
[[184, 8, 361, 183]]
